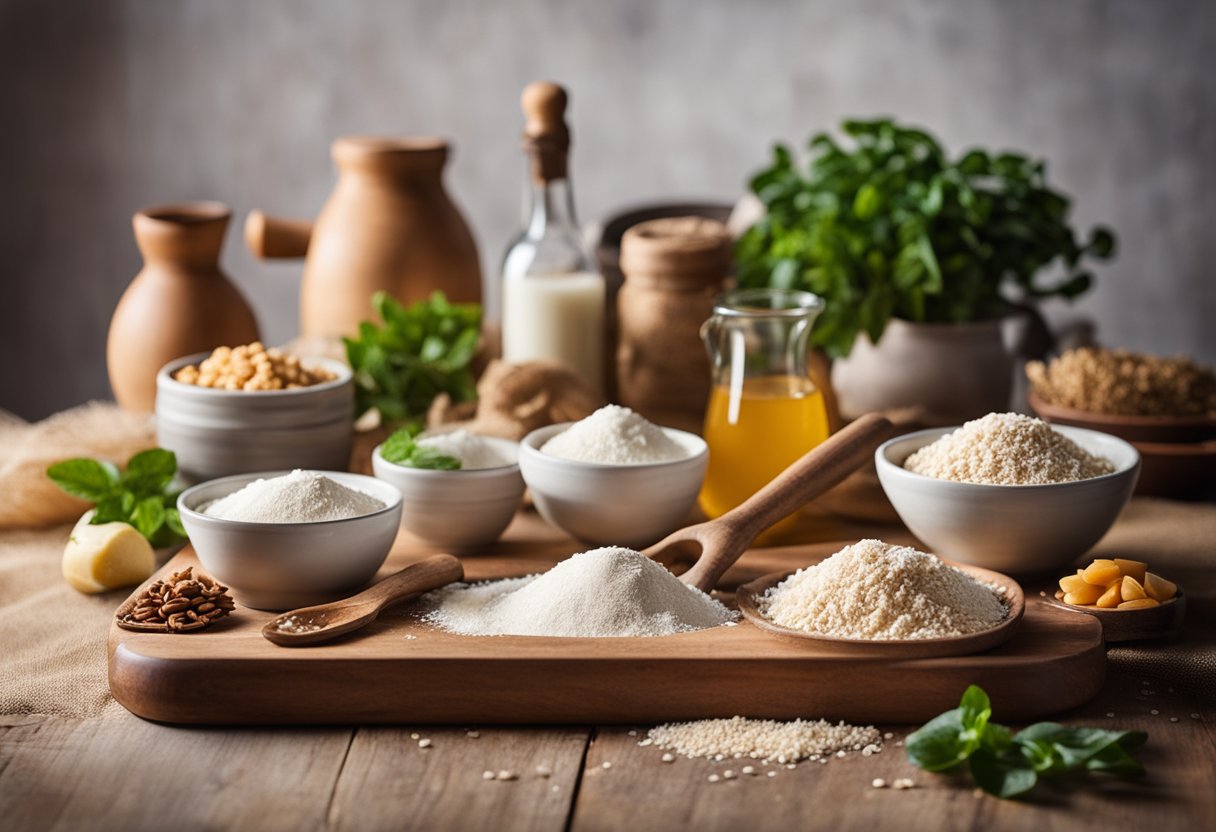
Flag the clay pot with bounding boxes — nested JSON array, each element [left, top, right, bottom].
[[107, 202, 259, 413], [831, 317, 1024, 427], [247, 136, 481, 339]]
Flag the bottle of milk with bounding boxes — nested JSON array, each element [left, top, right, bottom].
[[501, 81, 605, 395]]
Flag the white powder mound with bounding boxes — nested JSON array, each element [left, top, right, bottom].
[[540, 405, 689, 465], [649, 716, 882, 765], [903, 412, 1114, 485], [424, 547, 737, 637], [417, 429, 516, 470], [202, 469, 385, 523], [759, 540, 1007, 640]]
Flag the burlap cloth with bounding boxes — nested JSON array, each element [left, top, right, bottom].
[[1, 405, 1213, 717]]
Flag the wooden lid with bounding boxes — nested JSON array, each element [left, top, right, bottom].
[[521, 81, 570, 182], [620, 217, 733, 282]]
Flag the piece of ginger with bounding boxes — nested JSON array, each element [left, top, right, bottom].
[[62, 512, 155, 594]]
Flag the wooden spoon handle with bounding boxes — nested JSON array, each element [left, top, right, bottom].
[[353, 554, 464, 613], [679, 413, 894, 592]]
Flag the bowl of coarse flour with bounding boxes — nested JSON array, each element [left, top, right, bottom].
[[178, 469, 403, 610], [876, 413, 1139, 574]]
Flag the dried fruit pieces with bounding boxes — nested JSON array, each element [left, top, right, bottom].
[[116, 566, 235, 632], [1056, 558, 1177, 611]]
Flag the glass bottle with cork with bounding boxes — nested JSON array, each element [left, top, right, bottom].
[[501, 81, 606, 395]]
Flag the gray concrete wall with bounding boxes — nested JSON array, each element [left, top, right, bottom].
[[2, 0, 1213, 419]]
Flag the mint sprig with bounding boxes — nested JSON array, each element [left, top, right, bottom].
[[906, 685, 1146, 799], [47, 448, 187, 547], [380, 427, 461, 471]]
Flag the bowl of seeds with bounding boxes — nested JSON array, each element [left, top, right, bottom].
[[875, 413, 1140, 574], [157, 342, 354, 481]]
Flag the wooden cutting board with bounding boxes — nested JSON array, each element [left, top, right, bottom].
[[108, 513, 1106, 725]]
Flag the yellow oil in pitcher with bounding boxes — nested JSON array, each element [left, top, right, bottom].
[[698, 374, 831, 525]]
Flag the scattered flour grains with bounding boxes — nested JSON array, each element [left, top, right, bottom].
[[759, 540, 1007, 640], [903, 412, 1114, 485], [203, 469, 385, 523], [416, 429, 516, 470], [424, 547, 737, 637], [648, 716, 882, 765], [540, 405, 689, 465]]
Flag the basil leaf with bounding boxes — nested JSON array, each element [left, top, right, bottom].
[[406, 446, 462, 471], [164, 507, 187, 539], [905, 708, 969, 772], [122, 448, 177, 494], [46, 459, 118, 501], [131, 496, 165, 540], [970, 749, 1038, 799]]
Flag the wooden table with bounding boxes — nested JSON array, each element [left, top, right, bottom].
[[3, 511, 1214, 831]]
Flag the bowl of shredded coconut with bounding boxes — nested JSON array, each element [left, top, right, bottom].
[[178, 469, 403, 610], [875, 413, 1140, 573], [371, 430, 525, 552], [738, 539, 1022, 657], [519, 406, 708, 547]]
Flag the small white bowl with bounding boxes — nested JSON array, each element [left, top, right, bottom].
[[875, 425, 1140, 574], [519, 423, 708, 548], [178, 471, 403, 611], [371, 438, 525, 552], [156, 353, 354, 482]]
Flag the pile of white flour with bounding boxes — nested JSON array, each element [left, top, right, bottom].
[[424, 547, 737, 637], [416, 429, 516, 470], [203, 470, 385, 523], [541, 405, 689, 465], [759, 540, 1007, 640]]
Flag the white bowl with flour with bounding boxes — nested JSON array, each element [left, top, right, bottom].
[[520, 419, 707, 548], [178, 470, 403, 610]]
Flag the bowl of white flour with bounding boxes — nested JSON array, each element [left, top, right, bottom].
[[520, 406, 707, 547], [178, 469, 403, 610]]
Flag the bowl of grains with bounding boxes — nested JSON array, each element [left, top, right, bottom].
[[157, 343, 354, 481], [875, 413, 1140, 574], [178, 469, 402, 610], [519, 405, 708, 548]]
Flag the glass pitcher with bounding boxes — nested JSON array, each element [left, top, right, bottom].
[[698, 288, 831, 527]]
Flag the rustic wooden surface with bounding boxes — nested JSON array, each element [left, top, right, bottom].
[[5, 510, 1215, 831]]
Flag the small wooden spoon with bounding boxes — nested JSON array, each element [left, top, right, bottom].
[[645, 413, 895, 592], [262, 554, 464, 647]]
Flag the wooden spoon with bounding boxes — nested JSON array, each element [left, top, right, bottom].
[[262, 554, 464, 647], [645, 413, 895, 592]]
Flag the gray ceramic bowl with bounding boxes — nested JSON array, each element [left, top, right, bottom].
[[371, 438, 525, 552], [519, 423, 708, 548], [156, 353, 354, 482], [178, 470, 402, 611], [875, 425, 1140, 575]]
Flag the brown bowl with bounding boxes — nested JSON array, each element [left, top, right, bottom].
[[1044, 588, 1186, 643], [1028, 391, 1216, 443], [736, 562, 1025, 658]]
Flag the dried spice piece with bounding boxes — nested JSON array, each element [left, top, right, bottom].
[[116, 567, 235, 633]]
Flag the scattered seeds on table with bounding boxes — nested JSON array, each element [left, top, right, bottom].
[[742, 766, 756, 775], [767, 771, 777, 778], [601, 761, 612, 770], [723, 770, 736, 780], [467, 730, 480, 739], [418, 738, 432, 748], [536, 765, 552, 778], [883, 732, 894, 740], [872, 778, 886, 789], [708, 774, 721, 783], [661, 753, 675, 763], [410, 732, 420, 740], [1192, 713, 1201, 720], [482, 770, 495, 781], [1170, 717, 1180, 723], [496, 770, 517, 781], [628, 730, 638, 736], [893, 778, 915, 790], [1107, 712, 1115, 718]]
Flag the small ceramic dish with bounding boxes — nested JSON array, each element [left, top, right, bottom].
[[875, 425, 1140, 575], [519, 423, 708, 548], [371, 438, 525, 552], [1044, 587, 1186, 643], [156, 353, 354, 482], [736, 562, 1025, 658], [178, 470, 402, 611]]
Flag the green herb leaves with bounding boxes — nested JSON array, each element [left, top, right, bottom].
[[736, 118, 1117, 357], [47, 449, 187, 547], [344, 291, 481, 428], [906, 685, 1147, 799], [380, 427, 462, 470]]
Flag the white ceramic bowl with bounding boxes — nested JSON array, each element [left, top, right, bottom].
[[518, 423, 708, 548], [156, 353, 354, 482], [178, 470, 402, 611], [875, 425, 1140, 575], [371, 438, 525, 552]]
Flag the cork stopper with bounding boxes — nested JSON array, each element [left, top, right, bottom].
[[521, 81, 570, 182], [620, 217, 733, 286]]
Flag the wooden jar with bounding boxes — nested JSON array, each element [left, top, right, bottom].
[[616, 217, 732, 432]]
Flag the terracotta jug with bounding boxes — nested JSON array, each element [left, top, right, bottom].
[[107, 202, 260, 413], [246, 136, 482, 339]]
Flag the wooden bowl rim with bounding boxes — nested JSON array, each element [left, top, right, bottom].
[[736, 561, 1025, 657], [1045, 585, 1185, 618], [1027, 390, 1216, 431]]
